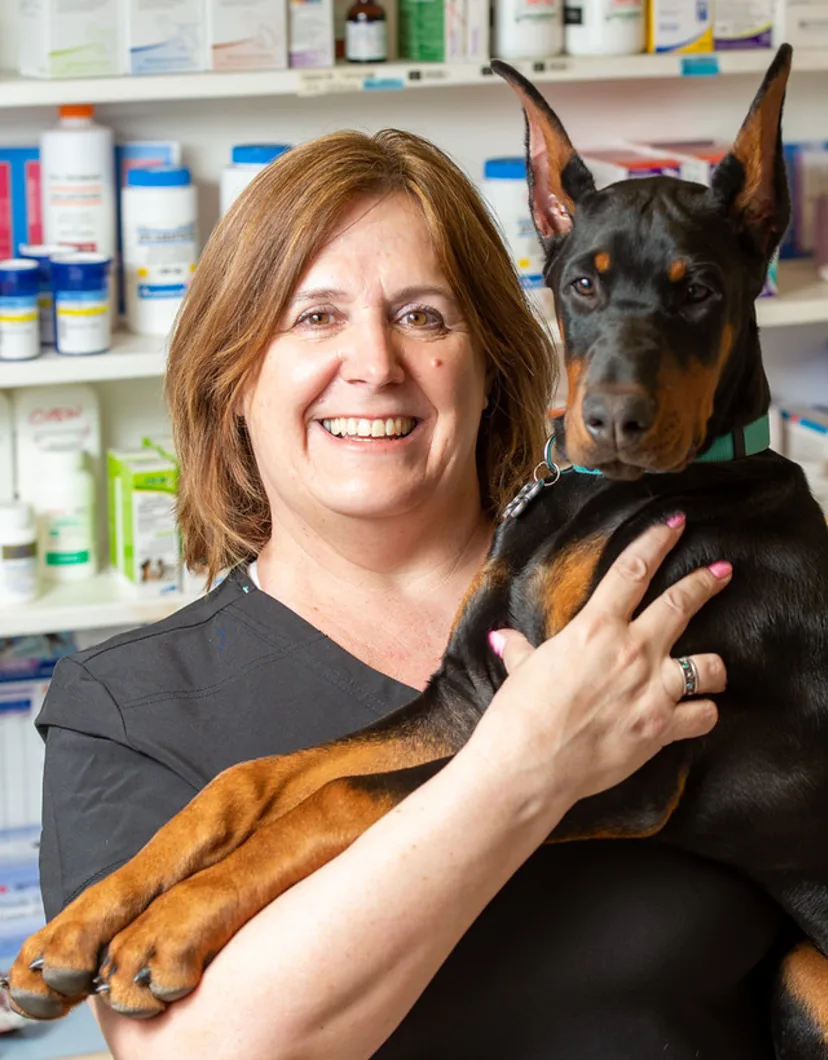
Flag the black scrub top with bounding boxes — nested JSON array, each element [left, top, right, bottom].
[[36, 569, 782, 1059]]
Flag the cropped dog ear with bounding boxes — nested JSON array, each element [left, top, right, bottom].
[[490, 60, 596, 255], [710, 43, 792, 257]]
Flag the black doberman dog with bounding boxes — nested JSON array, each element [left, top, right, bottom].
[[7, 42, 828, 1058]]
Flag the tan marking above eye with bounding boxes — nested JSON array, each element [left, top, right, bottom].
[[669, 259, 687, 282], [594, 252, 611, 274]]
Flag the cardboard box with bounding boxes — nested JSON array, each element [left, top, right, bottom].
[[714, 0, 773, 47], [19, 0, 122, 78], [774, 0, 828, 46], [637, 139, 731, 184], [0, 148, 42, 261], [107, 449, 180, 596], [647, 0, 713, 51], [399, 0, 465, 61], [289, 0, 335, 67], [206, 0, 288, 69], [123, 0, 207, 74], [580, 147, 683, 189]]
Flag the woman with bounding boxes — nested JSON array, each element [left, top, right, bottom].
[[34, 130, 780, 1059]]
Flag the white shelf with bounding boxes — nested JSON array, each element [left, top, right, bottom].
[[756, 261, 828, 327], [2, 49, 828, 108], [0, 331, 166, 388], [1, 570, 200, 638]]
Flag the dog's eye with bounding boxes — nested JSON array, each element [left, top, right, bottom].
[[685, 283, 711, 304], [571, 277, 596, 297]]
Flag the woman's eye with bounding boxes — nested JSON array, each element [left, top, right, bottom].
[[298, 309, 336, 328], [399, 307, 443, 328], [571, 277, 596, 297], [685, 283, 712, 304]]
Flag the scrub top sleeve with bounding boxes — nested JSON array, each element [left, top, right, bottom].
[[39, 725, 199, 922]]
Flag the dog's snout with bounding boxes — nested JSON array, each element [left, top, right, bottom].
[[582, 392, 656, 449]]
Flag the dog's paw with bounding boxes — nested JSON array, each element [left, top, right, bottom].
[[92, 885, 218, 1019], [5, 919, 102, 1020]]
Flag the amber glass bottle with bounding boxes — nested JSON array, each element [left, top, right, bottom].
[[345, 0, 388, 62]]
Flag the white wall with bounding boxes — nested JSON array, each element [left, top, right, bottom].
[[0, 7, 826, 449]]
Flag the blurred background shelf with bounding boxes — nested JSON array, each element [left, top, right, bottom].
[[0, 571, 201, 638], [2, 49, 828, 109]]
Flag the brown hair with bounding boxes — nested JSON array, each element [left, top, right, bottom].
[[166, 129, 558, 582]]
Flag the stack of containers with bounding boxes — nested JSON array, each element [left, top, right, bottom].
[[481, 158, 555, 321]]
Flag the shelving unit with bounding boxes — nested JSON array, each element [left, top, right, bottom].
[[3, 49, 828, 109]]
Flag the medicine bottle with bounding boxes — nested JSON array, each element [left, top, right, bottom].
[[0, 501, 37, 605], [220, 144, 292, 217], [33, 447, 96, 583], [19, 244, 66, 346], [346, 0, 388, 61], [564, 0, 645, 55], [493, 0, 564, 59], [0, 259, 40, 361], [121, 166, 198, 337], [50, 252, 112, 356], [40, 105, 116, 308]]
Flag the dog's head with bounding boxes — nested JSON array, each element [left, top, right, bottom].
[[492, 46, 792, 479]]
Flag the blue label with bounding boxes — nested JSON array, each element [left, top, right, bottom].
[[363, 78, 406, 91], [138, 284, 188, 299], [0, 700, 32, 714], [56, 288, 108, 303], [0, 295, 37, 310], [681, 55, 719, 77]]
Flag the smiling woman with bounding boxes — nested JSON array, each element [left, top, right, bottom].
[[166, 130, 556, 586]]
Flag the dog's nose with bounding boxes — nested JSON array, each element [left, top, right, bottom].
[[582, 392, 656, 448]]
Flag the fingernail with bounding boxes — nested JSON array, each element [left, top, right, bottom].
[[708, 561, 733, 579], [666, 513, 686, 529], [488, 630, 507, 658]]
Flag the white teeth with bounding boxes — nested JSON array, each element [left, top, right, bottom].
[[321, 417, 416, 439]]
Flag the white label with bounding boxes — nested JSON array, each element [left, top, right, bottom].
[[45, 179, 104, 252], [345, 20, 387, 60], [0, 296, 40, 362], [515, 0, 561, 22], [133, 492, 180, 587], [606, 0, 643, 19], [0, 544, 37, 604], [38, 508, 93, 570], [55, 289, 110, 355]]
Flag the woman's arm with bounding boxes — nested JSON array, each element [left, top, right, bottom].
[[94, 518, 727, 1060]]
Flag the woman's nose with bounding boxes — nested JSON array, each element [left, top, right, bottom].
[[340, 319, 405, 386]]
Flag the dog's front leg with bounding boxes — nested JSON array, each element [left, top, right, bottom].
[[6, 684, 467, 1020]]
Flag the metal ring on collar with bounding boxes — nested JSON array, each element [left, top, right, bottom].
[[676, 655, 699, 698]]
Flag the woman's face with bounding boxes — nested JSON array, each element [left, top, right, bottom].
[[241, 192, 489, 527]]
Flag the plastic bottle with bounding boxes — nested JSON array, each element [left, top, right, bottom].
[[493, 0, 564, 59], [0, 501, 37, 605], [121, 166, 198, 336], [220, 145, 292, 217], [0, 259, 40, 361], [19, 244, 66, 346], [40, 106, 116, 271], [50, 252, 112, 356], [564, 0, 645, 55], [346, 0, 388, 62], [33, 447, 96, 583], [482, 158, 546, 276]]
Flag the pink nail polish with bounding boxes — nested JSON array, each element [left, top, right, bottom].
[[488, 630, 507, 658], [666, 513, 686, 529], [708, 561, 733, 579]]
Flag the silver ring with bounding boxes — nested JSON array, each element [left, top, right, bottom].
[[677, 656, 699, 697]]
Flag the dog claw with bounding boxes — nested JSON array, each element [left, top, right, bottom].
[[133, 967, 152, 986], [42, 967, 95, 997], [93, 982, 110, 995], [28, 957, 44, 971]]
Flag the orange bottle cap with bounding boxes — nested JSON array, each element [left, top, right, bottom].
[[59, 104, 94, 119]]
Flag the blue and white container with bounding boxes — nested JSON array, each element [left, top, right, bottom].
[[18, 244, 65, 347], [482, 158, 546, 279], [220, 144, 291, 217], [50, 252, 112, 356], [122, 165, 197, 337], [0, 260, 40, 362]]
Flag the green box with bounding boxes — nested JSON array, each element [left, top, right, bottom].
[[107, 448, 180, 592]]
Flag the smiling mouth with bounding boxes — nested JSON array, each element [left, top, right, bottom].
[[321, 416, 418, 439]]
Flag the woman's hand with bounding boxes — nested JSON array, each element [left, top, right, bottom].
[[473, 514, 728, 811]]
